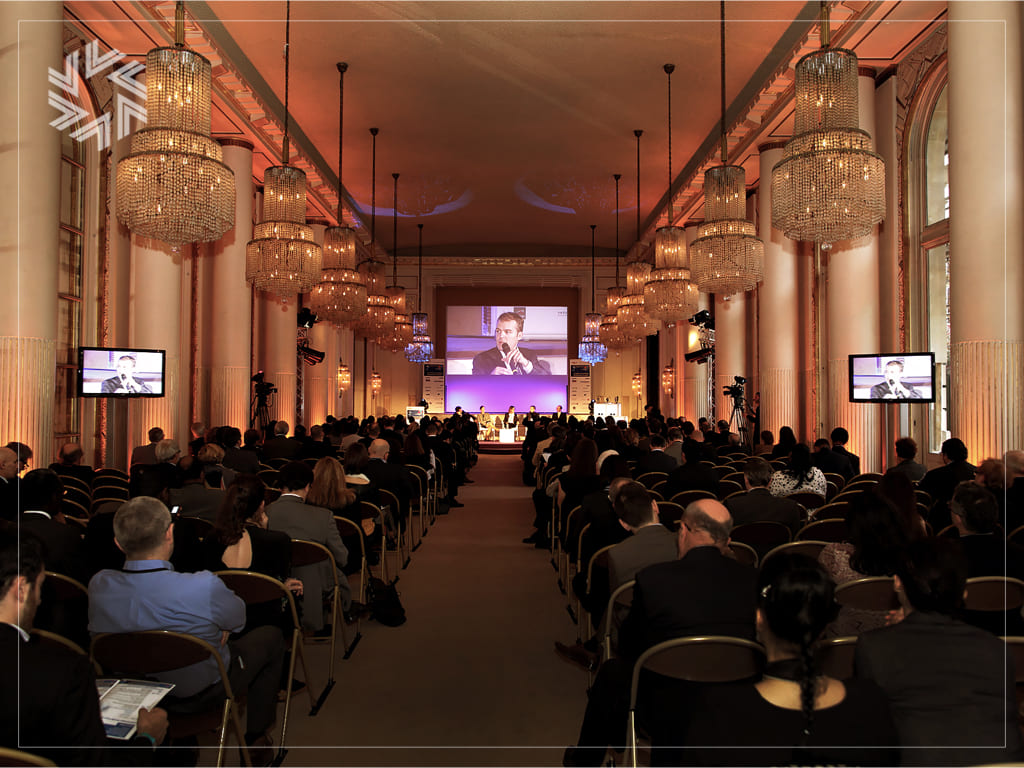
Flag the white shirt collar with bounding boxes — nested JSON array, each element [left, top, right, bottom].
[[22, 510, 51, 520], [3, 622, 29, 642]]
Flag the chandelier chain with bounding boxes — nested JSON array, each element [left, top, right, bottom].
[[282, 0, 291, 165]]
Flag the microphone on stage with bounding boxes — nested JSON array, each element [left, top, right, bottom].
[[120, 374, 130, 393], [501, 343, 511, 356], [501, 342, 514, 373]]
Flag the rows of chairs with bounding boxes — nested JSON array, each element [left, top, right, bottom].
[[56, 467, 130, 522]]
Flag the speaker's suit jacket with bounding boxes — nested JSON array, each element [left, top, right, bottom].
[[855, 610, 1023, 766], [267, 494, 351, 628]]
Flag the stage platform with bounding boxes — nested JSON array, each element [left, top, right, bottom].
[[478, 440, 523, 455]]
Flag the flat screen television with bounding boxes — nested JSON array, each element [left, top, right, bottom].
[[849, 353, 935, 403], [78, 347, 166, 397]]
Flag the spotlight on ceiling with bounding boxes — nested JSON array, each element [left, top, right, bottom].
[[297, 308, 319, 328], [688, 310, 714, 329]]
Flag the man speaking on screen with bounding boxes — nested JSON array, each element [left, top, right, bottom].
[[869, 359, 923, 399], [100, 354, 153, 394], [472, 312, 551, 375]]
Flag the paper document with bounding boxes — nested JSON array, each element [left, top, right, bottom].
[[96, 678, 175, 740]]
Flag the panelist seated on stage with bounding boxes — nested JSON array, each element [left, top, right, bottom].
[[471, 311, 552, 376]]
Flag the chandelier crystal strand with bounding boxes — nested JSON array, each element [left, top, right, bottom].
[[600, 174, 628, 352], [350, 128, 394, 339], [245, 0, 322, 296], [770, 2, 885, 244], [645, 63, 698, 324], [380, 172, 411, 351], [578, 225, 608, 365], [310, 62, 366, 324], [115, 1, 235, 245], [405, 223, 435, 362], [692, 1, 764, 295]]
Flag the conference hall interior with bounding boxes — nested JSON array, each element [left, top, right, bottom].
[[2, 1, 1023, 766]]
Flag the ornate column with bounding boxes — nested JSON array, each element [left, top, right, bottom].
[[208, 139, 254, 431], [948, 1, 1024, 457], [129, 239, 183, 446], [680, 225, 705, 422], [757, 143, 801, 441], [257, 294, 297, 427], [714, 291, 747, 429], [303, 319, 332, 426], [825, 71, 883, 472], [0, 2, 61, 464]]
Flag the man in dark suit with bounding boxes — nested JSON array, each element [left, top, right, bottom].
[[632, 434, 677, 479], [221, 427, 260, 474], [49, 442, 95, 487], [261, 421, 301, 461], [606, 482, 678, 591], [725, 457, 804, 535], [17, 469, 87, 584], [0, 527, 168, 765], [920, 437, 976, 530], [364, 439, 417, 526], [1007, 450, 1024, 533], [565, 499, 757, 766], [830, 427, 860, 477], [885, 436, 928, 484], [0, 446, 19, 522], [812, 438, 854, 481], [855, 538, 1023, 766], [129, 426, 163, 468], [169, 457, 225, 523], [661, 441, 720, 500], [266, 461, 352, 629]]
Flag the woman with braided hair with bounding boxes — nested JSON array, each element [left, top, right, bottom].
[[677, 554, 898, 766]]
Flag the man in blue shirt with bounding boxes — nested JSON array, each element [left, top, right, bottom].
[[89, 497, 284, 755]]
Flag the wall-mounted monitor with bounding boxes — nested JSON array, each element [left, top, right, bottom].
[[78, 347, 166, 397], [444, 305, 568, 412], [849, 353, 935, 403]]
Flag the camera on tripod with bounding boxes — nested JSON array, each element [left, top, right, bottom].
[[722, 375, 746, 404], [251, 370, 277, 397]]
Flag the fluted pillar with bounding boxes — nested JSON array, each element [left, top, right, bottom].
[[715, 291, 747, 430], [948, 1, 1024, 458], [257, 294, 297, 427], [825, 71, 883, 471], [0, 2, 61, 464], [303, 320, 332, 426], [757, 143, 801, 441], [209, 140, 254, 432], [129, 239, 183, 445]]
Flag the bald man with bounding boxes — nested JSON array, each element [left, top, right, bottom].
[[362, 439, 417, 528], [565, 498, 758, 767], [0, 447, 19, 521]]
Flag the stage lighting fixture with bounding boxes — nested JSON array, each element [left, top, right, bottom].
[[298, 343, 325, 365], [684, 348, 714, 365], [297, 308, 319, 328]]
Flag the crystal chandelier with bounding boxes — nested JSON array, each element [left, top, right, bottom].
[[405, 223, 435, 363], [599, 174, 629, 352], [578, 225, 608, 365], [349, 128, 395, 340], [115, 2, 235, 245], [770, 3, 885, 245], [644, 64, 698, 324], [692, 4, 764, 295], [309, 62, 366, 324], [662, 359, 675, 398], [370, 371, 382, 397], [337, 361, 350, 392], [631, 371, 642, 397], [618, 129, 659, 340], [246, 2, 322, 297], [380, 173, 412, 352]]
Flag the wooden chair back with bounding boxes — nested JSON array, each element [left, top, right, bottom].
[[965, 576, 1024, 613], [635, 471, 667, 490], [815, 636, 858, 680], [669, 489, 717, 507], [730, 520, 792, 560], [834, 576, 900, 611], [796, 518, 848, 542], [728, 541, 759, 568], [760, 540, 829, 569]]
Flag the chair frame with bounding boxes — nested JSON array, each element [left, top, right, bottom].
[[729, 520, 793, 560], [0, 747, 57, 767], [728, 540, 759, 568], [378, 487, 409, 572], [834, 576, 900, 611], [90, 630, 251, 768], [627, 636, 765, 767], [582, 543, 618, 643], [405, 464, 430, 545], [215, 570, 319, 755], [795, 517, 848, 542], [359, 500, 390, 583], [634, 472, 668, 490], [334, 516, 369, 606], [668, 489, 717, 507], [815, 635, 858, 680], [965, 576, 1024, 613], [760, 540, 829, 569], [601, 579, 636, 663]]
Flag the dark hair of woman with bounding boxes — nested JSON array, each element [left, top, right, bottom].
[[784, 443, 815, 485], [777, 426, 797, 450], [757, 554, 840, 744], [844, 490, 909, 576], [567, 437, 598, 477], [214, 474, 266, 546], [876, 472, 926, 540], [344, 442, 370, 474], [403, 432, 425, 457]]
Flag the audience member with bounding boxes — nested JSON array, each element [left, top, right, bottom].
[[49, 442, 95, 486], [1, 526, 169, 765], [885, 436, 927, 483], [169, 456, 225, 522], [88, 497, 284, 760], [188, 421, 207, 457], [726, 457, 803, 535], [830, 427, 860, 477], [363, 439, 416, 526], [266, 461, 352, 630], [920, 437, 976, 529], [754, 429, 774, 456], [811, 438, 854, 480], [262, 421, 301, 461], [197, 442, 234, 488], [129, 438, 183, 498], [855, 538, 1024, 765], [17, 469, 87, 583], [0, 446, 20, 521], [663, 427, 684, 464], [679, 554, 898, 766], [662, 441, 720, 499], [1006, 449, 1024, 532], [130, 426, 164, 467], [632, 434, 677, 477], [876, 470, 929, 538], [221, 427, 260, 474], [770, 425, 797, 460], [768, 443, 826, 500]]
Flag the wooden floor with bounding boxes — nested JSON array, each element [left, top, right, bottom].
[[218, 453, 587, 767]]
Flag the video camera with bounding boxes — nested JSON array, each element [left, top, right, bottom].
[[722, 375, 746, 404], [251, 370, 277, 397]]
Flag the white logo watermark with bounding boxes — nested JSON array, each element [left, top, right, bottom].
[[48, 40, 147, 151]]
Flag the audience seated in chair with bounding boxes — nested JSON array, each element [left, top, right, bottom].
[[884, 436, 927, 484], [1, 526, 169, 766], [17, 469, 88, 584], [49, 442, 95, 487], [854, 538, 1024, 766], [88, 497, 284, 759], [129, 427, 163, 468], [661, 441, 721, 500], [169, 456, 225, 523], [920, 437, 976, 530], [678, 554, 898, 766], [725, 457, 803, 536]]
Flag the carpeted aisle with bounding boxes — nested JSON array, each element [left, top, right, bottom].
[[278, 453, 587, 766]]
